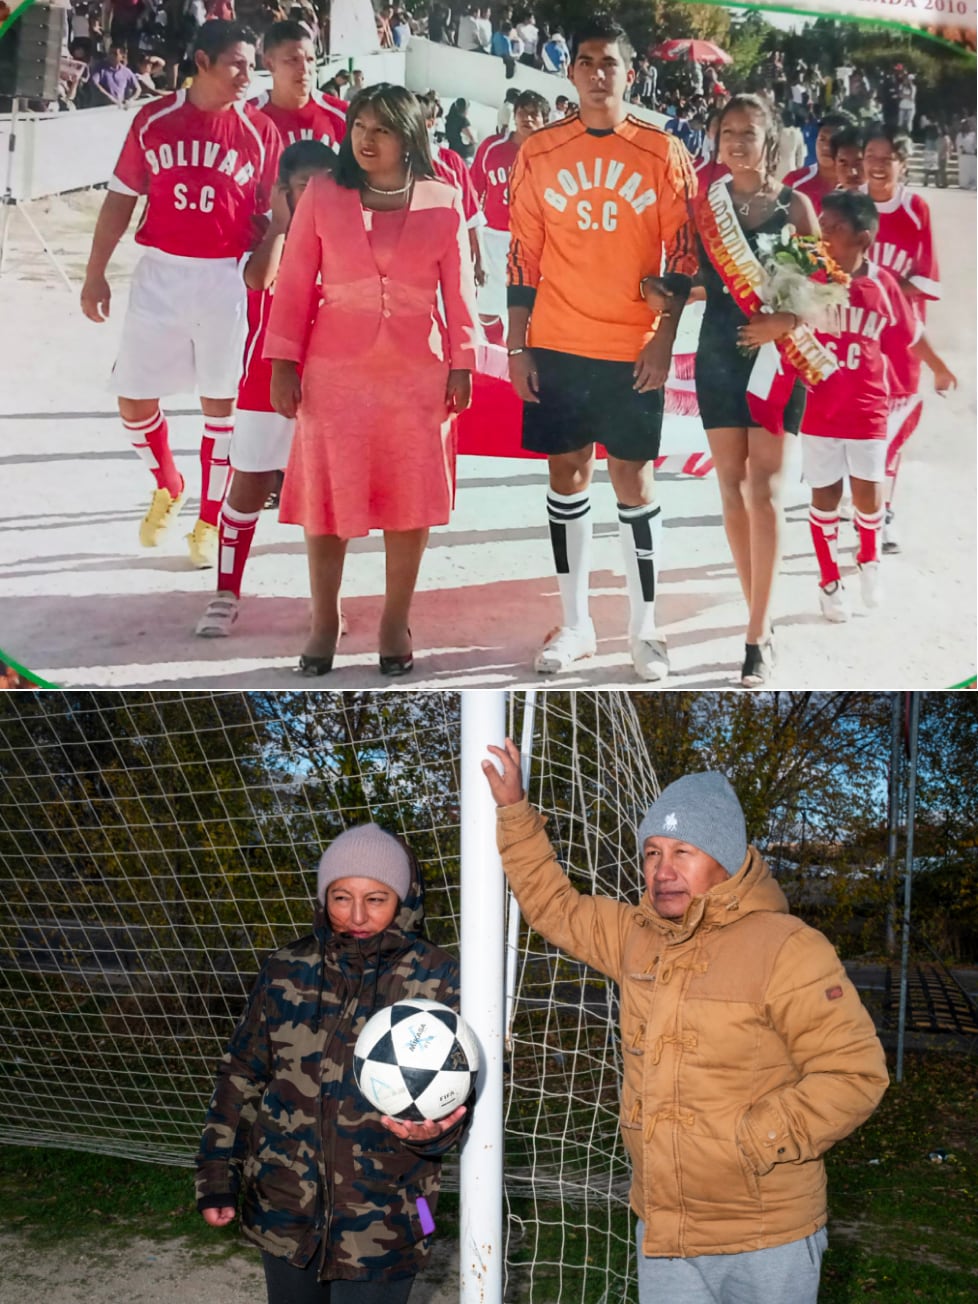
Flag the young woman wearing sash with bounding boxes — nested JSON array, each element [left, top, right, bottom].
[[651, 94, 821, 686]]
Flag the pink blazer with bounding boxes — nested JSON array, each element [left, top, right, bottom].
[[263, 174, 478, 371]]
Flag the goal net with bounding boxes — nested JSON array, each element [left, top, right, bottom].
[[0, 690, 657, 1303]]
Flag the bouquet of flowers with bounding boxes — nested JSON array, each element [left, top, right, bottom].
[[754, 225, 850, 329]]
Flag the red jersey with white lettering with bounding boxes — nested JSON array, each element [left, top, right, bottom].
[[471, 131, 520, 230], [110, 91, 282, 259], [431, 143, 483, 228], [783, 162, 834, 212], [248, 88, 347, 149], [801, 262, 921, 439], [865, 184, 940, 327]]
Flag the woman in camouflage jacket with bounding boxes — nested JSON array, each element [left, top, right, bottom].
[[196, 824, 470, 1304]]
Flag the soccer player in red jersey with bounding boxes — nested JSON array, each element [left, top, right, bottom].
[[249, 20, 347, 150], [862, 126, 942, 553], [783, 111, 855, 214], [418, 94, 485, 287], [470, 89, 550, 329], [195, 141, 337, 638], [801, 192, 955, 620], [830, 124, 865, 192], [81, 21, 282, 569]]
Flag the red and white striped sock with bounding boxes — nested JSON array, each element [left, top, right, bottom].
[[809, 507, 842, 588], [217, 502, 261, 599], [855, 507, 885, 566], [199, 416, 234, 526], [124, 409, 182, 497]]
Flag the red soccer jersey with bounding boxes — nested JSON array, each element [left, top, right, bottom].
[[470, 131, 520, 230], [801, 262, 921, 439], [783, 162, 834, 213], [431, 143, 482, 228], [866, 183, 940, 317], [110, 91, 282, 259], [249, 88, 347, 149]]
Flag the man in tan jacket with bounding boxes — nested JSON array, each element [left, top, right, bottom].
[[483, 739, 888, 1304]]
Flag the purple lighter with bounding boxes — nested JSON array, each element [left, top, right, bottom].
[[416, 1196, 436, 1237]]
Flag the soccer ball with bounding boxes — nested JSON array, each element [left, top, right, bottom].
[[353, 998, 480, 1122]]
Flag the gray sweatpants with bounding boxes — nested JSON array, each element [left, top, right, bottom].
[[635, 1221, 828, 1304]]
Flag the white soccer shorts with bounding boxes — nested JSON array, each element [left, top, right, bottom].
[[801, 434, 887, 488], [231, 409, 295, 473], [478, 226, 511, 320], [109, 248, 248, 400]]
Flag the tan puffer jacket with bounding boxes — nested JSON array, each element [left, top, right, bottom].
[[497, 799, 889, 1259]]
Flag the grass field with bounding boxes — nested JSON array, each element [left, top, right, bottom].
[[0, 1050, 974, 1301]]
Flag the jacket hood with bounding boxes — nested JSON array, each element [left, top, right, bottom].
[[640, 844, 788, 941]]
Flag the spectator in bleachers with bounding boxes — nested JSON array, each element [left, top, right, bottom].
[[491, 21, 516, 75], [957, 116, 977, 189], [427, 2, 452, 44], [445, 98, 476, 161], [515, 10, 537, 66], [631, 55, 655, 106], [497, 85, 519, 134], [937, 124, 953, 188], [458, 4, 491, 54], [541, 26, 568, 75], [376, 3, 395, 48], [90, 43, 142, 104], [392, 9, 412, 49], [776, 106, 806, 180]]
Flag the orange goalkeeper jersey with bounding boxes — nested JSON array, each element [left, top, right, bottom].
[[507, 113, 698, 362]]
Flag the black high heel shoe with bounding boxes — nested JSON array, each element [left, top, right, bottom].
[[741, 635, 775, 688], [297, 653, 333, 677], [379, 629, 413, 677]]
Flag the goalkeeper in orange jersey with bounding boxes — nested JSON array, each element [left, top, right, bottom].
[[506, 12, 697, 681]]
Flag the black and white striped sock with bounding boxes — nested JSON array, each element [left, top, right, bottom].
[[618, 500, 662, 640], [547, 489, 593, 631]]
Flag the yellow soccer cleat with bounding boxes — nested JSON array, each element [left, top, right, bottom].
[[139, 486, 185, 548], [186, 518, 219, 569]]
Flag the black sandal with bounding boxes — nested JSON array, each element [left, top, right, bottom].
[[741, 637, 775, 688], [379, 629, 413, 677], [298, 653, 333, 677]]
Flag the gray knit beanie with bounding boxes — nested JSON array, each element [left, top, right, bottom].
[[637, 773, 747, 877], [317, 824, 412, 902]]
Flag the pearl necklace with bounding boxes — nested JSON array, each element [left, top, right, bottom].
[[364, 177, 412, 195]]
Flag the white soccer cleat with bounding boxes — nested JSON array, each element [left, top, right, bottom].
[[881, 509, 900, 555], [819, 581, 850, 623], [533, 624, 597, 674], [195, 591, 240, 638], [630, 637, 669, 682], [858, 561, 883, 609], [186, 519, 219, 569], [139, 486, 185, 548]]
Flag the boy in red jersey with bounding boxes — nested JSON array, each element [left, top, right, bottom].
[[783, 111, 855, 214], [470, 89, 550, 327], [507, 12, 697, 681], [830, 124, 864, 192], [801, 192, 955, 621], [418, 94, 485, 286], [81, 21, 282, 569], [862, 125, 942, 553], [195, 141, 336, 637], [249, 20, 347, 149]]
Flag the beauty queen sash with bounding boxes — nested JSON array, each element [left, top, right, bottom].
[[696, 178, 841, 435]]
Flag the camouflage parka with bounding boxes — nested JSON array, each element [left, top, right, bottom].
[[195, 853, 467, 1282]]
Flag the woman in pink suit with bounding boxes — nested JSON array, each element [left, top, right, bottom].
[[265, 83, 477, 677]]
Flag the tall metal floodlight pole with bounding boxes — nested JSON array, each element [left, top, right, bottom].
[[460, 690, 506, 1304], [895, 692, 921, 1084], [885, 693, 902, 956]]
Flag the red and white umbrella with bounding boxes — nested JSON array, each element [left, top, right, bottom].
[[649, 38, 732, 65]]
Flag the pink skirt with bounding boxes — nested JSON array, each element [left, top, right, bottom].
[[278, 350, 456, 538]]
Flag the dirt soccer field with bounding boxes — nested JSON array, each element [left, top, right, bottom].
[[0, 186, 974, 689]]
